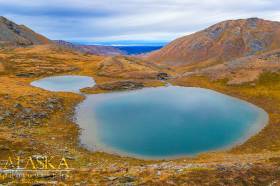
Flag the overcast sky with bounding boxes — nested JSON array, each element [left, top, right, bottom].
[[1, 0, 280, 44]]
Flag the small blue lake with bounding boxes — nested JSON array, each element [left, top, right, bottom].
[[31, 75, 95, 93], [75, 86, 268, 159]]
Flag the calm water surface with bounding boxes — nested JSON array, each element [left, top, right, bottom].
[[75, 86, 268, 159], [31, 75, 95, 93]]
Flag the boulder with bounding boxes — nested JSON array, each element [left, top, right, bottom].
[[157, 72, 169, 80]]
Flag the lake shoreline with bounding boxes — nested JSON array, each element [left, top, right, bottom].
[[73, 85, 269, 160]]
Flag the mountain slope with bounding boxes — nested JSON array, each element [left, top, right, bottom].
[[0, 16, 51, 46], [96, 56, 163, 79], [146, 18, 280, 66]]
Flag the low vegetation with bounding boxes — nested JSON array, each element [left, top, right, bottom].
[[1, 16, 280, 185]]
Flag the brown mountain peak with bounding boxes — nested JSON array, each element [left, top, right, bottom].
[[0, 16, 52, 46], [146, 18, 280, 66]]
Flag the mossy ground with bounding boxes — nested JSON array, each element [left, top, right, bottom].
[[1, 46, 280, 185]]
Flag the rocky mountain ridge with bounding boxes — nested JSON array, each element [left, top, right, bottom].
[[146, 18, 280, 66], [0, 16, 51, 46]]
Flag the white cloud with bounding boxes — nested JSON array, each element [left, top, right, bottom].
[[0, 0, 280, 43]]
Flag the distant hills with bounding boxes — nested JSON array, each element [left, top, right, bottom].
[[0, 15, 124, 56], [0, 16, 163, 56], [0, 16, 51, 46], [146, 18, 280, 66], [0, 16, 123, 56], [54, 40, 124, 56], [54, 40, 163, 56], [2, 16, 280, 85]]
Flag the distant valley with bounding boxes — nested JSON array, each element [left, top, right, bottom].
[[115, 45, 163, 55], [0, 16, 161, 56], [55, 40, 163, 55], [54, 40, 125, 56]]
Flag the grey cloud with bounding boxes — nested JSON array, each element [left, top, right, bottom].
[[1, 0, 280, 42]]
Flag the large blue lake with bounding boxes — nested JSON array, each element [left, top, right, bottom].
[[75, 86, 268, 159], [30, 76, 268, 159]]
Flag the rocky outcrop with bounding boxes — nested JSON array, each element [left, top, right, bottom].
[[82, 81, 144, 93], [0, 96, 62, 127], [97, 81, 144, 90], [156, 72, 169, 80]]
